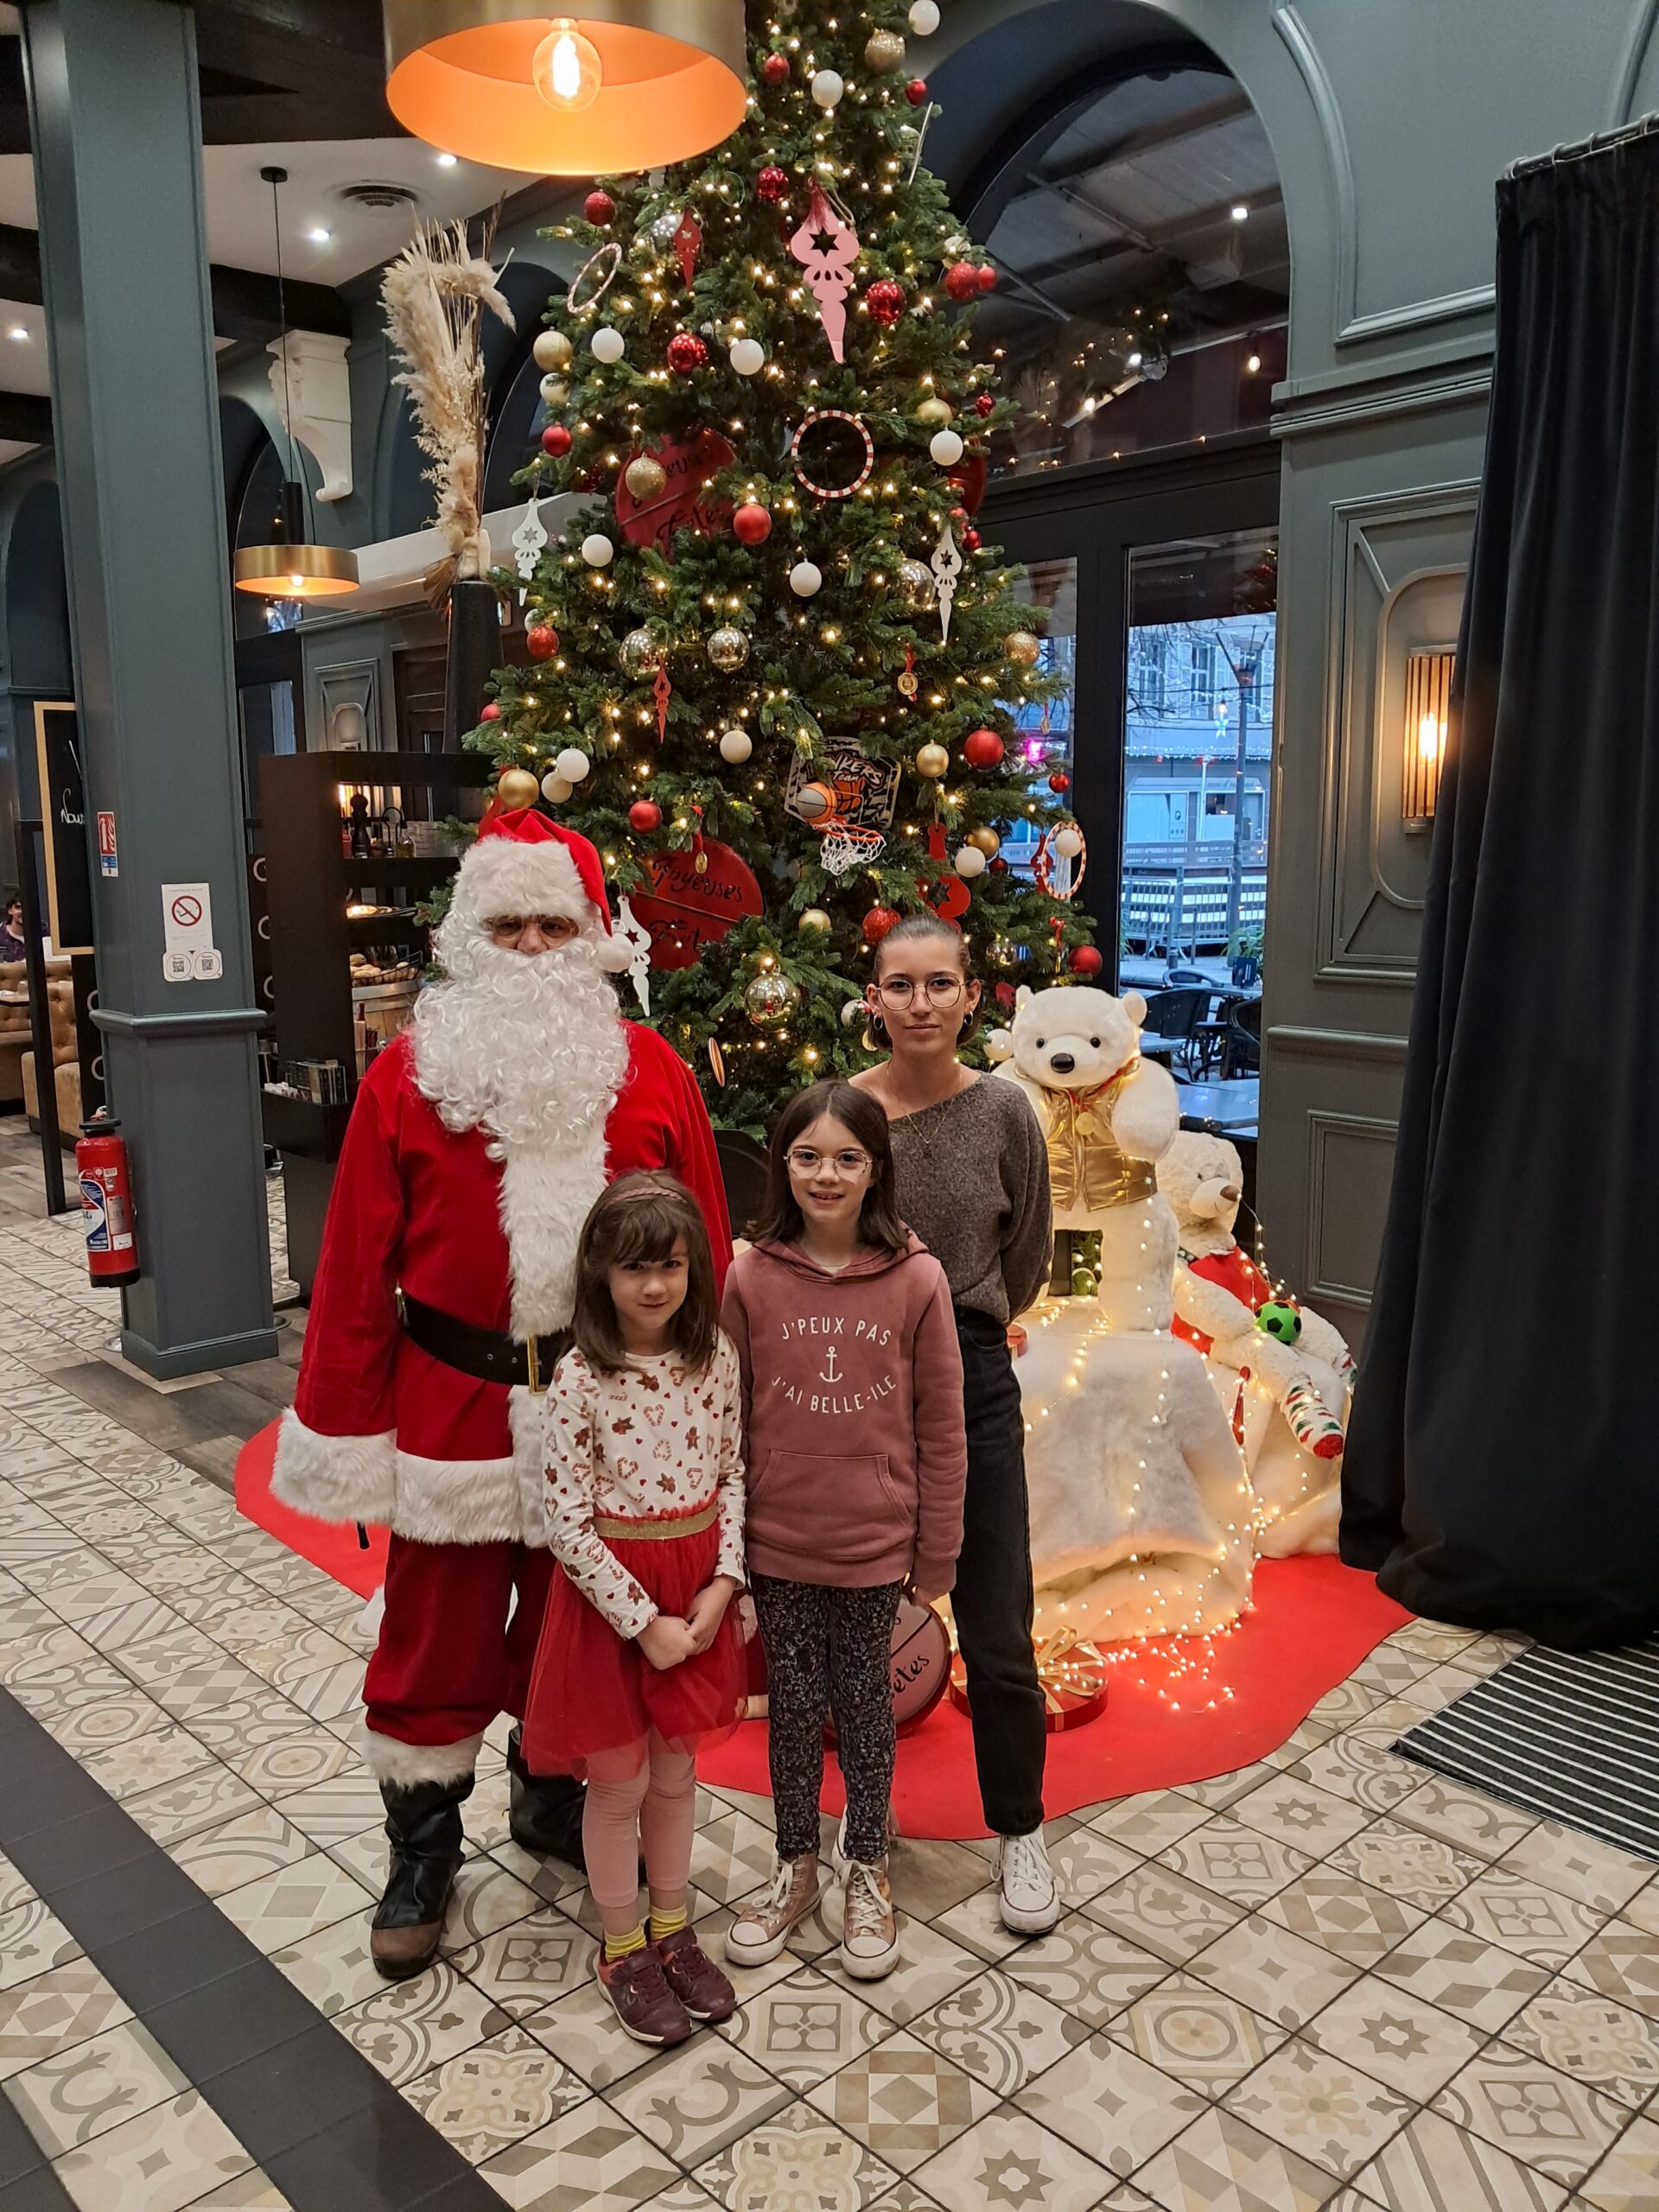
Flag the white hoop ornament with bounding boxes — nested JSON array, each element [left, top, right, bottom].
[[791, 409, 875, 501], [1033, 822, 1088, 900], [567, 242, 623, 317], [820, 822, 886, 877]]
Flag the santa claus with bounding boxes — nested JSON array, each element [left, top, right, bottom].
[[273, 808, 732, 1978]]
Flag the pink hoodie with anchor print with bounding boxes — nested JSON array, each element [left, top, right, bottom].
[[720, 1234, 967, 1593]]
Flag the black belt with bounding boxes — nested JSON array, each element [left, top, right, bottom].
[[400, 1291, 570, 1395]]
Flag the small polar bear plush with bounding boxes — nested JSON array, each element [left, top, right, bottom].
[[990, 982, 1180, 1331]]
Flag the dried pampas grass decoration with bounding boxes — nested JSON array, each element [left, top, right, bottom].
[[382, 213, 515, 608]]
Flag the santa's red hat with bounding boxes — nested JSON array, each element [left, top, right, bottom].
[[449, 808, 633, 970]]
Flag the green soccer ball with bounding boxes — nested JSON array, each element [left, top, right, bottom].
[[1256, 1300, 1302, 1344]]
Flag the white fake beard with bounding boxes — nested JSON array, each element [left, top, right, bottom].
[[411, 926, 629, 1334]]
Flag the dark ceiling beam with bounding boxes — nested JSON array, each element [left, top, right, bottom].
[[0, 391, 50, 445], [1007, 188, 1286, 292], [1020, 87, 1258, 202], [0, 222, 350, 340]]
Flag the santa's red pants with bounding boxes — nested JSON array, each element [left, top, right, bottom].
[[364, 1535, 555, 1755]]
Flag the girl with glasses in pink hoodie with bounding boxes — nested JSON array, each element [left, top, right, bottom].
[[720, 1079, 967, 1980]]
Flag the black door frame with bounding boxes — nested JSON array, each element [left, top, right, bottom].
[[982, 431, 1281, 983]]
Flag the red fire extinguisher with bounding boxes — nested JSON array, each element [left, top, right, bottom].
[[75, 1109, 140, 1288]]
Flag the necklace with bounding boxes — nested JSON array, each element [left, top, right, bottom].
[[894, 1084, 967, 1160]]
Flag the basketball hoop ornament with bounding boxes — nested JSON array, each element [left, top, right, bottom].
[[566, 241, 622, 317], [1034, 820, 1088, 902], [788, 182, 861, 361]]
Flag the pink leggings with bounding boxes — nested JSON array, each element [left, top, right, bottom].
[[582, 1733, 698, 1913]]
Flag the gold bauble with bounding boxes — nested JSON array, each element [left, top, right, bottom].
[[916, 741, 950, 779], [897, 559, 936, 614], [915, 395, 954, 427], [532, 328, 573, 372], [495, 767, 541, 810], [798, 907, 832, 933], [708, 625, 751, 671], [625, 454, 668, 501], [966, 825, 1001, 857], [864, 28, 906, 72], [745, 971, 800, 1025], [1005, 628, 1042, 669]]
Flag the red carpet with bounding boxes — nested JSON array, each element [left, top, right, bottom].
[[235, 1420, 385, 1599], [236, 1419, 1409, 1838]]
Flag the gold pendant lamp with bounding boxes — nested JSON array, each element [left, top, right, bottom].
[[233, 167, 358, 601], [383, 3, 749, 175]]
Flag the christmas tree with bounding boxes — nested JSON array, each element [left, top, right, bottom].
[[474, 0, 1097, 1135]]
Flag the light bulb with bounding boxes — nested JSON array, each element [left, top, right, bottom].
[[289, 574, 305, 591], [534, 18, 602, 113]]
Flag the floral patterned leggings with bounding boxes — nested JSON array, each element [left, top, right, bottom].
[[750, 1573, 904, 1866]]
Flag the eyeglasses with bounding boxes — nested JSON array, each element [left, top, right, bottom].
[[785, 1147, 872, 1178], [873, 974, 966, 1010], [485, 913, 579, 944]]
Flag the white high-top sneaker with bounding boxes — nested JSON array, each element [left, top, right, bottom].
[[997, 1827, 1061, 1934]]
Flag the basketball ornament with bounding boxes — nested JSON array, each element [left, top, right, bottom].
[[632, 839, 764, 970], [613, 429, 737, 551], [789, 182, 861, 362]]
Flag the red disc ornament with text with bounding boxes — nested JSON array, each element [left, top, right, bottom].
[[632, 841, 764, 970], [613, 429, 737, 552]]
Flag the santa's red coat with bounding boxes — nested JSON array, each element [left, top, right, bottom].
[[272, 1023, 732, 1548]]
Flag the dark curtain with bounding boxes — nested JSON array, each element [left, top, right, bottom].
[[1342, 131, 1659, 1649]]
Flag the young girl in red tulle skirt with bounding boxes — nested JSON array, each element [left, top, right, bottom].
[[524, 1172, 747, 2046]]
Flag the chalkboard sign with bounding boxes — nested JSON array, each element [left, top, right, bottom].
[[33, 702, 92, 956]]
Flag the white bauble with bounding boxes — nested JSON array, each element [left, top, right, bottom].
[[953, 845, 987, 878], [841, 998, 866, 1027], [554, 747, 590, 784], [1053, 823, 1084, 858], [590, 325, 626, 364], [811, 68, 844, 109], [983, 1026, 1014, 1065], [539, 372, 569, 407], [728, 336, 765, 377], [582, 532, 614, 567], [910, 0, 941, 31], [789, 559, 823, 598], [929, 428, 965, 467], [718, 728, 753, 764], [541, 772, 574, 804]]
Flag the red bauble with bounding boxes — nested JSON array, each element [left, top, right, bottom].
[[949, 505, 969, 524], [733, 502, 772, 545], [944, 261, 982, 303], [480, 702, 502, 721], [762, 51, 790, 83], [756, 164, 790, 203], [962, 527, 982, 552], [963, 728, 1006, 770], [584, 189, 615, 226], [540, 423, 572, 458], [628, 799, 664, 834], [905, 77, 929, 105], [525, 624, 560, 661], [865, 276, 906, 326], [977, 264, 999, 293], [1068, 944, 1105, 978], [989, 855, 1010, 876], [666, 331, 709, 374], [975, 391, 995, 417], [862, 906, 900, 945], [1048, 771, 1071, 794]]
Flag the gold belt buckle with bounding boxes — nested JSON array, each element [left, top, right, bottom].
[[524, 1336, 544, 1395]]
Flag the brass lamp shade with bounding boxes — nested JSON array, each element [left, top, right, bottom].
[[234, 481, 359, 600], [383, 2, 749, 175], [1402, 646, 1453, 830]]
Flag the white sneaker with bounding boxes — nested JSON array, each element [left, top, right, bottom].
[[724, 1853, 819, 1967], [840, 1856, 901, 1980], [997, 1827, 1061, 1934]]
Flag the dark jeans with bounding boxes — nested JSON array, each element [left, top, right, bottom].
[[953, 1306, 1047, 1837]]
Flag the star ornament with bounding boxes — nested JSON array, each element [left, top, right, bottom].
[[789, 182, 861, 362]]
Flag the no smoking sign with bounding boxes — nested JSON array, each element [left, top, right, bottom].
[[161, 881, 222, 982]]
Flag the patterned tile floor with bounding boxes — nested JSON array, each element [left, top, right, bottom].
[[1, 1130, 1657, 2210]]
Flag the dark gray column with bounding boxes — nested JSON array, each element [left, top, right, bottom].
[[21, 0, 276, 1376]]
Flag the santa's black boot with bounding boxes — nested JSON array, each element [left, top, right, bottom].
[[505, 1726, 588, 1867], [372, 1772, 473, 1980]]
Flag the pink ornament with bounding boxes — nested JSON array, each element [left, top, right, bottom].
[[790, 182, 861, 364]]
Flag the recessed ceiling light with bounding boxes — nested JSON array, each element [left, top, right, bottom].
[[1230, 203, 1249, 223], [435, 151, 458, 168], [7, 326, 29, 342], [308, 226, 332, 243]]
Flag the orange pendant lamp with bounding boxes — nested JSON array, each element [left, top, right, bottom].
[[383, 3, 749, 175]]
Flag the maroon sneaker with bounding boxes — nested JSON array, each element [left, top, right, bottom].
[[655, 1925, 737, 2023], [595, 1945, 693, 2045]]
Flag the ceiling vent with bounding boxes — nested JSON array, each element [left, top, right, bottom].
[[338, 181, 422, 213]]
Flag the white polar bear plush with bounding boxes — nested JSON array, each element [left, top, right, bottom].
[[991, 982, 1180, 1332], [1156, 1130, 1353, 1558]]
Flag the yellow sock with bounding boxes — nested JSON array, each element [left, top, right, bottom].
[[648, 1903, 688, 1943], [603, 1924, 646, 1963]]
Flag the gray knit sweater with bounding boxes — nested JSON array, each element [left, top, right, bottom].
[[886, 1075, 1054, 1324]]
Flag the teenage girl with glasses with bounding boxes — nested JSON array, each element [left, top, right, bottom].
[[721, 1079, 966, 1979], [852, 914, 1062, 1933]]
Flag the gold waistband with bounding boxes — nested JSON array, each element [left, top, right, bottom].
[[593, 1502, 718, 1542]]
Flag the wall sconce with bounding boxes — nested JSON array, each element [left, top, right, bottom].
[[1402, 647, 1453, 831]]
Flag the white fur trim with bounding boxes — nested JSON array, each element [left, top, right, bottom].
[[362, 1725, 485, 1787], [271, 1410, 397, 1526], [509, 1384, 553, 1548], [497, 1125, 610, 1338], [452, 835, 592, 930], [390, 1449, 525, 1544]]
